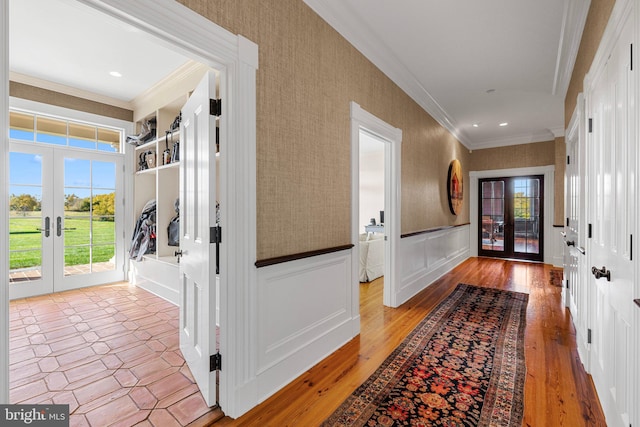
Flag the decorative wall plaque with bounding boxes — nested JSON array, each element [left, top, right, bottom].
[[447, 159, 463, 215]]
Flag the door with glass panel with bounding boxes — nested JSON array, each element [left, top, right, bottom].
[[9, 110, 125, 299], [478, 175, 544, 262]]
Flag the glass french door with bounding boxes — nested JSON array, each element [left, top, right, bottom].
[[9, 142, 124, 299], [478, 175, 544, 262]]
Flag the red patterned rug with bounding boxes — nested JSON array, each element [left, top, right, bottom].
[[322, 284, 528, 427]]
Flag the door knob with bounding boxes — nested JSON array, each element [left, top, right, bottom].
[[174, 250, 183, 263], [591, 266, 611, 281]]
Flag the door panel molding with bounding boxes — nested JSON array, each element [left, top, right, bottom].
[[470, 166, 555, 264]]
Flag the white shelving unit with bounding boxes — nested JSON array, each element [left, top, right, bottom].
[[129, 62, 209, 304]]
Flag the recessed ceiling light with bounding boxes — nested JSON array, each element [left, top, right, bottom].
[[499, 122, 508, 127], [109, 71, 122, 78], [472, 123, 480, 128]]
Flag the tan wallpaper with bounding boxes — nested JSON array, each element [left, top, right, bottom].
[[177, 0, 470, 260], [565, 0, 616, 126], [470, 139, 564, 225], [10, 81, 133, 122], [469, 140, 555, 171]]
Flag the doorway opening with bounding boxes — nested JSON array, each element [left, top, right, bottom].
[[350, 102, 401, 308], [358, 130, 386, 288], [478, 175, 544, 262], [3, 0, 251, 415]]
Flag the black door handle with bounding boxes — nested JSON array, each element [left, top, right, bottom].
[[37, 217, 51, 237], [591, 266, 611, 281], [565, 240, 575, 247]]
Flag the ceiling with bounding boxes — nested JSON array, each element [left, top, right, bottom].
[[10, 0, 590, 150], [9, 0, 191, 108], [303, 0, 591, 150]]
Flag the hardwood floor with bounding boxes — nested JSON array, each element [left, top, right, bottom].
[[216, 257, 606, 426]]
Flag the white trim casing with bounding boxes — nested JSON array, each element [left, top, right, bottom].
[[350, 102, 402, 308], [3, 0, 258, 418], [469, 166, 556, 265], [1, 0, 9, 405]]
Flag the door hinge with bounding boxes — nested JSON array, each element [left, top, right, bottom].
[[588, 118, 593, 133], [588, 223, 592, 238], [566, 217, 569, 227], [631, 43, 633, 71], [587, 328, 592, 344], [567, 155, 570, 165], [566, 279, 569, 289], [210, 352, 222, 371], [210, 225, 222, 244], [630, 234, 633, 261], [210, 98, 222, 117]]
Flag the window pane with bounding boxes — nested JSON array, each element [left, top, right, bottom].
[[98, 128, 120, 152], [10, 111, 35, 141], [36, 116, 67, 145]]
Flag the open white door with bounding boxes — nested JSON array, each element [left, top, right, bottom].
[[179, 70, 219, 407]]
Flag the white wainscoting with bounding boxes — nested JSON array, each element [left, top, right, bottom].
[[254, 248, 359, 401], [398, 225, 470, 305], [551, 226, 566, 268]]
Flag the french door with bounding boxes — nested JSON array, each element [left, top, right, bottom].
[[478, 175, 544, 262], [9, 142, 124, 299]]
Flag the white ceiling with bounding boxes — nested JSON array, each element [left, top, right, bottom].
[[10, 0, 589, 150], [303, 0, 591, 149], [9, 0, 191, 107]]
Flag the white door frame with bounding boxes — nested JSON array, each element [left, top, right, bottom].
[[350, 102, 402, 307], [469, 166, 555, 265], [1, 0, 258, 418]]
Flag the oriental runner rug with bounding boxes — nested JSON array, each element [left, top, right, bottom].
[[322, 284, 528, 427]]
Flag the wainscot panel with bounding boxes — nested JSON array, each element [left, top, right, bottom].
[[255, 248, 359, 401], [398, 225, 470, 305], [552, 226, 565, 267]]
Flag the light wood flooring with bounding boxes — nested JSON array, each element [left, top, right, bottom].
[[216, 257, 606, 426]]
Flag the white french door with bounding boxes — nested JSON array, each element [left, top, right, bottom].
[[586, 6, 635, 426], [9, 142, 124, 299], [179, 70, 219, 407]]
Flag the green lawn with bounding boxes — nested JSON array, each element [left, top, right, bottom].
[[9, 211, 115, 269]]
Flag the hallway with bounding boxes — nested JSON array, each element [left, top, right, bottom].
[[216, 257, 606, 426]]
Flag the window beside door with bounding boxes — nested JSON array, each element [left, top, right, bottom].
[[479, 176, 543, 262]]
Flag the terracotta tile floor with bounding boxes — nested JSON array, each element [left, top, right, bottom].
[[9, 282, 224, 426]]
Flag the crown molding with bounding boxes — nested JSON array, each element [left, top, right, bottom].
[[9, 71, 133, 110], [552, 0, 591, 96], [303, 0, 470, 149]]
